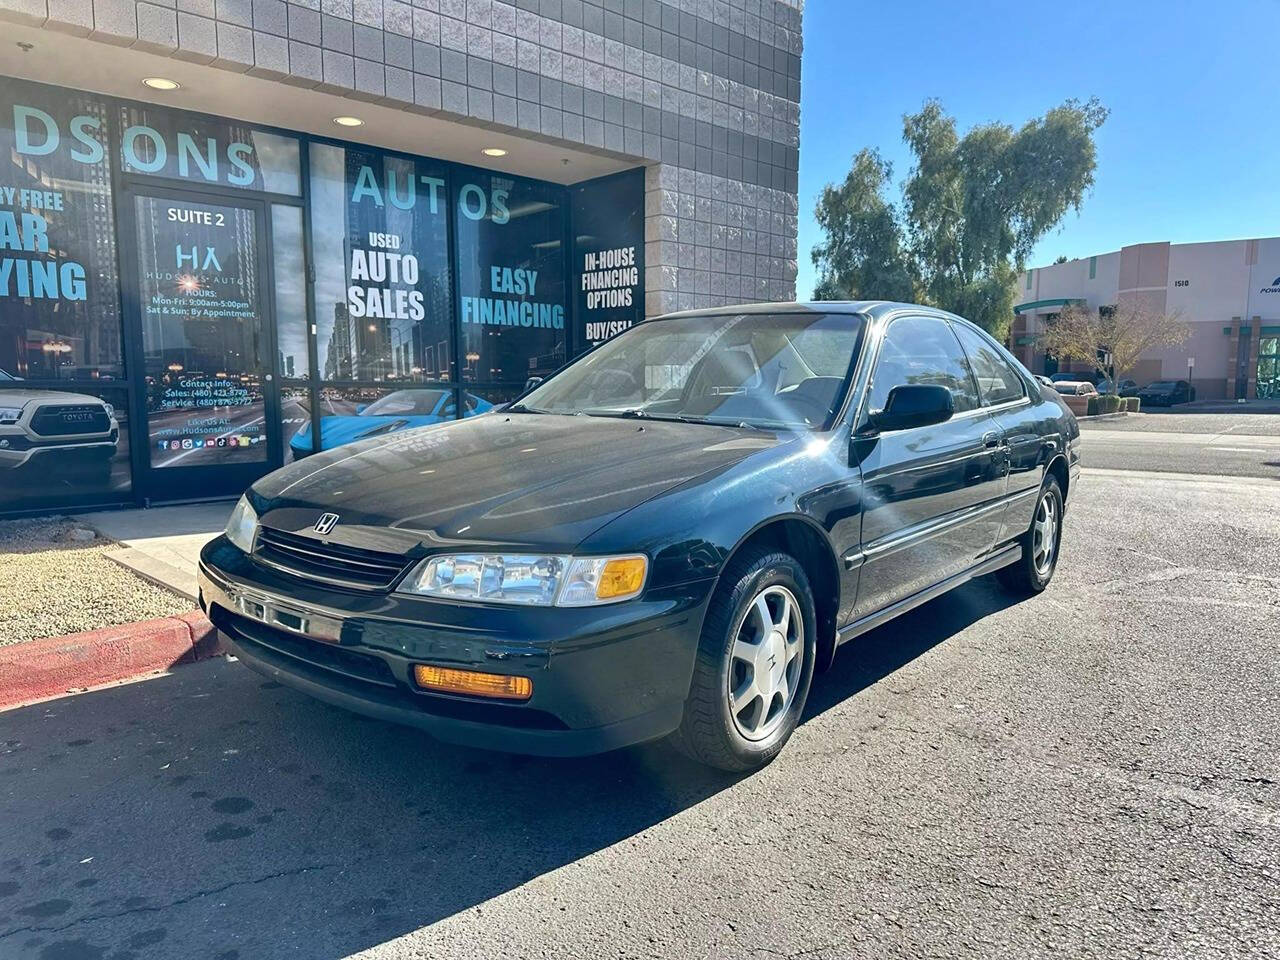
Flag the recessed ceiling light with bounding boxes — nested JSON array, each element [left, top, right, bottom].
[[142, 77, 180, 91], [332, 116, 364, 127], [482, 147, 508, 157]]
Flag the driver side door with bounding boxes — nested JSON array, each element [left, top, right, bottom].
[[849, 315, 1007, 620]]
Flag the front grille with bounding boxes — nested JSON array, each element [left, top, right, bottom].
[[254, 526, 410, 590], [30, 403, 110, 436]]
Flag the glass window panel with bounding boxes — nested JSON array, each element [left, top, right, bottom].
[[117, 105, 300, 194], [868, 316, 980, 414], [279, 381, 311, 463], [0, 80, 122, 381], [271, 204, 308, 381], [952, 323, 1026, 406], [522, 313, 863, 430], [309, 143, 452, 384], [133, 195, 268, 467], [0, 384, 131, 511], [455, 172, 566, 382]]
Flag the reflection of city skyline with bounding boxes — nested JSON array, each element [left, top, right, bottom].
[[1, 87, 120, 380], [312, 145, 453, 383]]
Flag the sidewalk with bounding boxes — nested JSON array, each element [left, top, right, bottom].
[[81, 501, 234, 601]]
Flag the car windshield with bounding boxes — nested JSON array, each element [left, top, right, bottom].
[[517, 312, 865, 430], [362, 390, 446, 416]]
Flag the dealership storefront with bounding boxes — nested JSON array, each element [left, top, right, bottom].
[[0, 77, 645, 515]]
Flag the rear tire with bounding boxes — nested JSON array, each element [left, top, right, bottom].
[[670, 546, 816, 772], [997, 476, 1064, 595]]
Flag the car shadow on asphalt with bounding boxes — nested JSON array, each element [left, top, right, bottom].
[[804, 574, 1022, 722], [0, 577, 1020, 960]]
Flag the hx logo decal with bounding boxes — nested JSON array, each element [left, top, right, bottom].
[[314, 513, 340, 535]]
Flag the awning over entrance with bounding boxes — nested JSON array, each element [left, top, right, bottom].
[[1013, 297, 1086, 315]]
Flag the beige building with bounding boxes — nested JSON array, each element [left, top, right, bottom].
[[1010, 237, 1280, 400]]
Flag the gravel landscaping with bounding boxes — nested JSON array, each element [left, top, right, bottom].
[[0, 516, 190, 644]]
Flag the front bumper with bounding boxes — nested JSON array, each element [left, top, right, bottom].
[[198, 538, 713, 757], [0, 438, 117, 470]]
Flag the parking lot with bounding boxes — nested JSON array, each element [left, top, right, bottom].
[[3, 420, 1279, 959]]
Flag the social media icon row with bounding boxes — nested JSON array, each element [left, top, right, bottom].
[[157, 434, 260, 451]]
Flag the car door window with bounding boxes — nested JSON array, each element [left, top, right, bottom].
[[867, 315, 980, 415], [952, 324, 1026, 406]]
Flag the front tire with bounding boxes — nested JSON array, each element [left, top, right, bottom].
[[670, 546, 816, 772], [997, 476, 1064, 594]]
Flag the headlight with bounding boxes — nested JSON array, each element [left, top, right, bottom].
[[224, 495, 259, 554], [102, 402, 115, 418], [0, 405, 24, 423], [399, 553, 647, 606]]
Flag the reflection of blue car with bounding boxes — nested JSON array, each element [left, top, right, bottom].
[[290, 389, 493, 456]]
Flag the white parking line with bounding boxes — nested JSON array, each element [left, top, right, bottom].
[[1209, 446, 1267, 454]]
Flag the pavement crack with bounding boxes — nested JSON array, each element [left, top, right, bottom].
[[1119, 761, 1276, 790], [0, 861, 339, 941]]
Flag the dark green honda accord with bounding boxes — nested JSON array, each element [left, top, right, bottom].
[[198, 302, 1079, 771]]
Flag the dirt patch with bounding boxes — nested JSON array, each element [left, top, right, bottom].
[[0, 516, 189, 644]]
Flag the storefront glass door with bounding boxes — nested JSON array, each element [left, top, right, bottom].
[[123, 188, 282, 501]]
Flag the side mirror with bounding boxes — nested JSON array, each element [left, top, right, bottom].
[[524, 376, 543, 392], [865, 384, 954, 433], [355, 403, 368, 414]]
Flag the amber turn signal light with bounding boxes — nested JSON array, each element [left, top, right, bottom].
[[595, 556, 647, 599], [413, 665, 533, 701]]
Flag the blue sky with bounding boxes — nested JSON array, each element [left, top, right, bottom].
[[795, 0, 1278, 299]]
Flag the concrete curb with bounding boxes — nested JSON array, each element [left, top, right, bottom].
[[0, 611, 223, 710], [1077, 412, 1131, 422]]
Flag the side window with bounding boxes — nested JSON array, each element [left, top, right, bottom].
[[867, 316, 980, 415], [952, 324, 1026, 406]]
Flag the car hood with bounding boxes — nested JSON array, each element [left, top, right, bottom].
[[0, 389, 107, 405], [253, 413, 789, 553]]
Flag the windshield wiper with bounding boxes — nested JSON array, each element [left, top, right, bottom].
[[506, 403, 548, 414], [585, 408, 750, 427]]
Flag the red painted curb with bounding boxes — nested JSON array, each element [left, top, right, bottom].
[[0, 611, 223, 710]]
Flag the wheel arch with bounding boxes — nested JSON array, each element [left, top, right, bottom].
[[1045, 453, 1070, 506], [715, 515, 841, 674]]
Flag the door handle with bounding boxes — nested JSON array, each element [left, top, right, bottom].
[[982, 432, 1001, 449]]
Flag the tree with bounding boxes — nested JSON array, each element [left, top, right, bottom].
[[812, 98, 1108, 340], [1038, 301, 1190, 390], [810, 150, 917, 303]]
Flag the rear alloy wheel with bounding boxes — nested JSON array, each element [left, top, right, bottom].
[[670, 547, 816, 771], [997, 476, 1064, 594]]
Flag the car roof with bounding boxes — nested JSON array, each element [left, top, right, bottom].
[[652, 300, 978, 328]]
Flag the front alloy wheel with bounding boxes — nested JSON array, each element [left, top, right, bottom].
[[729, 585, 804, 742], [670, 546, 816, 772]]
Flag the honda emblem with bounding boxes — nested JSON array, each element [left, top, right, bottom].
[[313, 513, 340, 536]]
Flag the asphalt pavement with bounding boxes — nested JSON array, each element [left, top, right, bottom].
[[2, 423, 1279, 959], [1081, 411, 1280, 478]]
